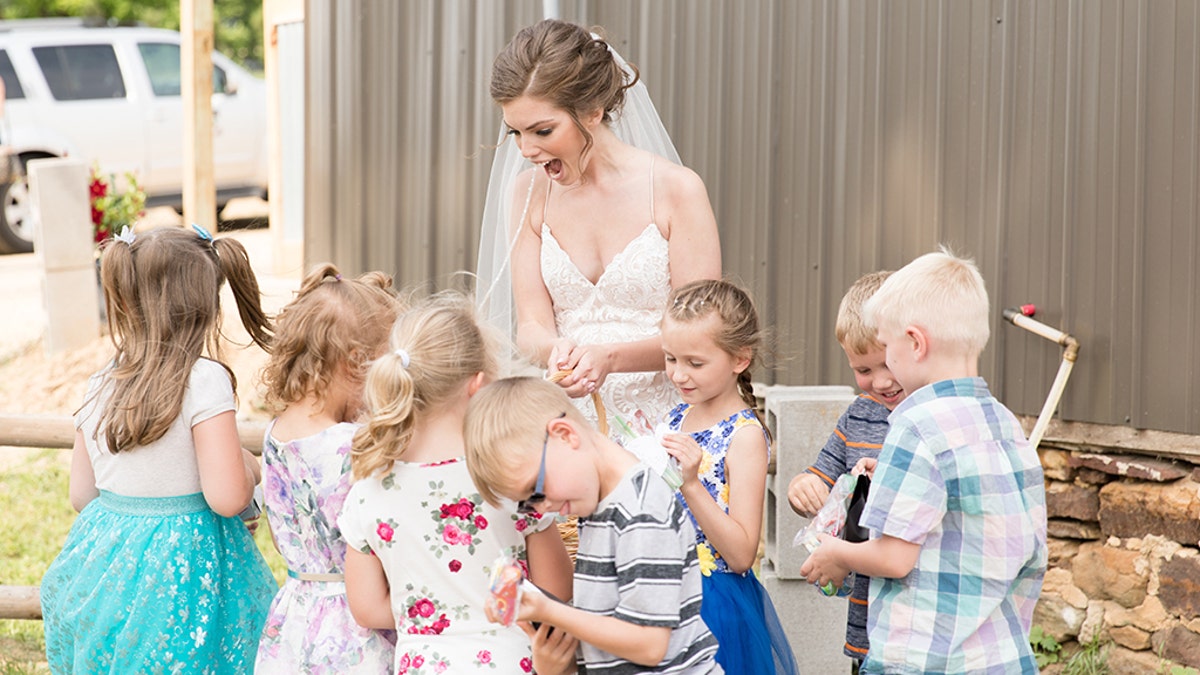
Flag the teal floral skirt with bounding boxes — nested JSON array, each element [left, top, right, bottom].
[[41, 491, 277, 674]]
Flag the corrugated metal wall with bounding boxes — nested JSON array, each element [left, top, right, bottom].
[[304, 0, 1200, 435]]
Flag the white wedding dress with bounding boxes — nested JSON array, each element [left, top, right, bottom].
[[539, 192, 679, 435]]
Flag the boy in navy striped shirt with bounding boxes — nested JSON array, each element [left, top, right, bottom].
[[465, 377, 722, 675], [787, 270, 903, 669]]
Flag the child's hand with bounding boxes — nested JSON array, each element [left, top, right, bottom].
[[661, 433, 703, 487], [787, 473, 831, 517], [852, 457, 878, 478], [520, 621, 579, 675], [484, 579, 548, 626], [799, 533, 851, 590]]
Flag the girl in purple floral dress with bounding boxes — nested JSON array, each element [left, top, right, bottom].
[[340, 293, 574, 675], [255, 264, 401, 673]]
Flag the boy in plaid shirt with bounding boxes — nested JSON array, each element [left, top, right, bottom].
[[801, 248, 1047, 674]]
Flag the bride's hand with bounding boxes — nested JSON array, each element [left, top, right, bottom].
[[559, 344, 614, 397], [547, 338, 578, 372]]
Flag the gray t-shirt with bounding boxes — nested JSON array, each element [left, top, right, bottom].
[[574, 464, 722, 675]]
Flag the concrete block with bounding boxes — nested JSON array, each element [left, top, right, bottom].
[[762, 385, 856, 579], [41, 267, 100, 354], [761, 559, 854, 674], [28, 158, 93, 271]]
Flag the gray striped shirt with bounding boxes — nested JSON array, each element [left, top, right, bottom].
[[575, 465, 722, 675]]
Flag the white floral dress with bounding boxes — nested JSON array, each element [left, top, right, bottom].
[[339, 457, 555, 674], [255, 422, 395, 673]]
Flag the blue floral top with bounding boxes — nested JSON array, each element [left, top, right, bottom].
[[666, 403, 769, 576]]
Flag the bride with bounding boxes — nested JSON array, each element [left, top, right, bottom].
[[477, 18, 721, 432]]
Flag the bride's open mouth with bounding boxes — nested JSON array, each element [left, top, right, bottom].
[[542, 159, 564, 181]]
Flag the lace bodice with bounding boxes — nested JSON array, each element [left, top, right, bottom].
[[540, 222, 678, 431]]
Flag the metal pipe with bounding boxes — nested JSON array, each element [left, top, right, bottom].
[[1002, 305, 1081, 450]]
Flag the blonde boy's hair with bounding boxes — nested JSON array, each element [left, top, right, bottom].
[[464, 377, 590, 507], [864, 246, 990, 356], [351, 292, 497, 480], [836, 270, 893, 355]]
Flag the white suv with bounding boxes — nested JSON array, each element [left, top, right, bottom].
[[0, 20, 269, 253]]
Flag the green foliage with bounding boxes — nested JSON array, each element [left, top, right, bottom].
[[1030, 624, 1063, 668], [1168, 667, 1200, 675], [1061, 628, 1110, 675], [0, 0, 263, 72]]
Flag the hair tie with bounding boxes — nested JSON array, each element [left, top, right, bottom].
[[191, 223, 214, 241], [394, 348, 411, 368], [113, 225, 136, 246], [334, 274, 343, 281]]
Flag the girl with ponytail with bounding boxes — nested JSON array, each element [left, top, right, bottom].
[[660, 279, 800, 675], [339, 292, 572, 675], [42, 225, 277, 672]]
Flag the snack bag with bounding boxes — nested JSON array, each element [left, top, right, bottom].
[[794, 473, 857, 596], [620, 418, 683, 490], [485, 550, 524, 626]]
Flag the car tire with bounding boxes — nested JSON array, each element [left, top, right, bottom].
[[0, 172, 35, 254]]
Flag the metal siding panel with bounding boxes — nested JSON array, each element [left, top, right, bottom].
[[304, 0, 335, 265]]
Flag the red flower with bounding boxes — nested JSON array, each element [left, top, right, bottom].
[[414, 598, 435, 618], [439, 504, 453, 519], [474, 515, 488, 530], [89, 179, 108, 199], [514, 518, 528, 532], [407, 605, 419, 618], [520, 657, 533, 672], [412, 655, 425, 668], [455, 500, 474, 518], [376, 521, 394, 542], [477, 650, 492, 664], [448, 559, 462, 573]]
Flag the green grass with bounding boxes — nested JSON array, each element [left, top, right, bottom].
[[0, 448, 285, 670]]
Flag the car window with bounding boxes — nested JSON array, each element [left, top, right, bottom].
[[0, 50, 25, 100], [32, 44, 126, 100], [138, 42, 229, 97]]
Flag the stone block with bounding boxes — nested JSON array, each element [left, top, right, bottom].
[[1109, 625, 1152, 650], [1154, 625, 1200, 671], [1042, 567, 1089, 609], [1159, 555, 1200, 618], [1099, 479, 1200, 546], [1047, 538, 1081, 567], [761, 386, 856, 580], [1046, 481, 1100, 521], [28, 157, 93, 271], [1040, 448, 1074, 481], [1047, 518, 1103, 541], [1071, 453, 1189, 482], [1106, 645, 1176, 675], [1106, 596, 1169, 632], [1072, 544, 1147, 608], [1032, 593, 1086, 642], [759, 561, 844, 673], [40, 267, 100, 355], [1075, 467, 1114, 486]]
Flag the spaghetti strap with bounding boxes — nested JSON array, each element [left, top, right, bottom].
[[543, 174, 554, 225], [649, 157, 656, 224]]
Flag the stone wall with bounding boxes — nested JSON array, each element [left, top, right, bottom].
[[1035, 447, 1200, 672]]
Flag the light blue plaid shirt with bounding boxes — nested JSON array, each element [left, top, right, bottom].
[[859, 378, 1047, 674]]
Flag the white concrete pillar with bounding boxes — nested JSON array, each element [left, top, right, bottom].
[[29, 157, 100, 355]]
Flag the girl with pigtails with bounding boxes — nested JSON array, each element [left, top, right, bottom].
[[255, 263, 401, 673], [339, 292, 573, 675], [41, 225, 278, 673]]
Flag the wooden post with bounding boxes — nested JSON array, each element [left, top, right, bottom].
[[181, 0, 217, 233], [0, 586, 41, 620], [0, 414, 269, 455]]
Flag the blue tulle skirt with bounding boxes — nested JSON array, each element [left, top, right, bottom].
[[41, 491, 277, 674], [702, 570, 800, 675]]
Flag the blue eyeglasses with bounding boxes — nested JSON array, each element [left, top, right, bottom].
[[517, 412, 565, 514]]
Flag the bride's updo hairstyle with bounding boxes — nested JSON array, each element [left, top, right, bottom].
[[490, 18, 638, 158]]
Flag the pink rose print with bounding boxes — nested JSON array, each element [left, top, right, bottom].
[[514, 518, 528, 532], [435, 662, 448, 674], [448, 559, 462, 573], [443, 523, 463, 545], [455, 499, 474, 518], [413, 655, 425, 668], [521, 656, 533, 672], [474, 514, 488, 530], [477, 650, 492, 664], [415, 598, 435, 618], [457, 529, 473, 545], [377, 521, 394, 542], [439, 503, 454, 519], [397, 653, 411, 672]]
